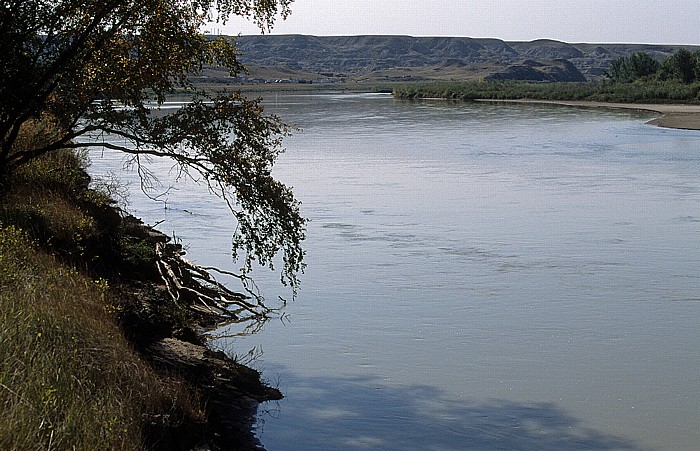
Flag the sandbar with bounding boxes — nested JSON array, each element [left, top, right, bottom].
[[477, 99, 700, 131]]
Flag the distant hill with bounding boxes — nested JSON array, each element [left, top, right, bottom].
[[217, 35, 698, 84]]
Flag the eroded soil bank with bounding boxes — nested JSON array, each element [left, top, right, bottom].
[[108, 215, 284, 450]]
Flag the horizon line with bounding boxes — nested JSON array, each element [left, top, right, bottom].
[[202, 31, 699, 47]]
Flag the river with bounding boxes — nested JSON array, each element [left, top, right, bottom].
[[89, 92, 700, 450]]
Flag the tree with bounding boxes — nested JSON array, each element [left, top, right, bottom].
[[604, 52, 660, 82], [0, 0, 305, 291], [661, 48, 697, 83]]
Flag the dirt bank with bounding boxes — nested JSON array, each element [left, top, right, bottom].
[[116, 216, 283, 450]]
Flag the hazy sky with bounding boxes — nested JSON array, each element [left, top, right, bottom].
[[209, 0, 700, 45]]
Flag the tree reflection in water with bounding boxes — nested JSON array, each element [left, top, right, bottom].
[[255, 369, 640, 451]]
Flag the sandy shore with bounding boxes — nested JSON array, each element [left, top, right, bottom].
[[477, 99, 700, 131]]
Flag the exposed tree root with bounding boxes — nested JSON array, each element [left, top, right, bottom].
[[154, 241, 274, 331]]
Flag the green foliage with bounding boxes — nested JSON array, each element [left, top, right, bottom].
[[394, 78, 700, 105], [10, 146, 91, 198], [119, 235, 156, 275], [604, 49, 700, 85], [605, 52, 661, 82], [660, 48, 700, 83], [394, 80, 597, 101], [0, 148, 211, 449], [0, 225, 32, 286], [0, 0, 304, 289]]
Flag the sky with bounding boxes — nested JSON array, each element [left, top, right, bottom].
[[207, 0, 700, 45]]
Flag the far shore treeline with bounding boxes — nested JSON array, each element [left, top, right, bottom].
[[394, 49, 700, 104]]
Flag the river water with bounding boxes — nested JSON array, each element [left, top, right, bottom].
[[89, 93, 700, 450]]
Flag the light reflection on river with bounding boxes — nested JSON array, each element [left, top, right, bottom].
[[89, 93, 700, 450]]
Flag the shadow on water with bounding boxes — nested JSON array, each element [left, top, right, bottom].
[[255, 370, 640, 451]]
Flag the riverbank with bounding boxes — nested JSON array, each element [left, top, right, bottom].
[[0, 147, 279, 450], [392, 80, 700, 131], [475, 99, 700, 130]]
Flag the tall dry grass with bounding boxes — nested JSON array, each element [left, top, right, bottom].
[[0, 226, 204, 449], [0, 123, 205, 449]]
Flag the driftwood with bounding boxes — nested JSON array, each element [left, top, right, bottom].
[[154, 241, 274, 331]]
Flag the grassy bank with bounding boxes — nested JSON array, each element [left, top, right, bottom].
[[393, 80, 700, 104], [0, 122, 278, 449], [0, 226, 203, 449], [0, 137, 203, 449]]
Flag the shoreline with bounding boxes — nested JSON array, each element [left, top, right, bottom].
[[118, 216, 283, 450], [474, 99, 700, 130]]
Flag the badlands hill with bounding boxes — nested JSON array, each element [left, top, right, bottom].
[[219, 35, 697, 84]]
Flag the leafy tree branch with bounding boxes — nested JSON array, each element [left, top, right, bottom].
[[1, 0, 305, 290]]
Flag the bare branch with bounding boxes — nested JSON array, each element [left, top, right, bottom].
[[154, 240, 274, 327]]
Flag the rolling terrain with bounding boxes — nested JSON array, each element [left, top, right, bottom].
[[200, 35, 698, 86]]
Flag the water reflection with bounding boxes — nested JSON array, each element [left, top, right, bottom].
[[257, 368, 640, 451]]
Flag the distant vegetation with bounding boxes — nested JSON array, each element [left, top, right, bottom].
[[394, 49, 700, 104], [604, 52, 662, 82], [605, 49, 700, 84], [393, 79, 700, 104]]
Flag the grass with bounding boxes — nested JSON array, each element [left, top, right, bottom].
[[0, 121, 205, 449], [393, 79, 700, 104], [0, 226, 202, 449]]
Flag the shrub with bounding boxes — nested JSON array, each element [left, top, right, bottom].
[[394, 79, 700, 104]]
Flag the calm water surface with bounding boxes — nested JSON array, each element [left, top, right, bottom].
[[90, 93, 700, 450]]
